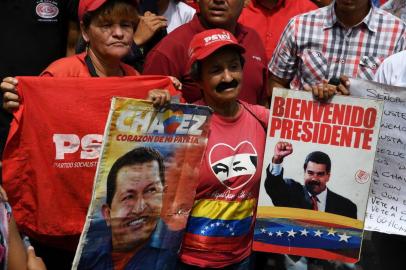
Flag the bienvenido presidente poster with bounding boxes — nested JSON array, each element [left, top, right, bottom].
[[254, 88, 383, 262]]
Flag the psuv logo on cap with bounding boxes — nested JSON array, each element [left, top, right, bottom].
[[204, 32, 231, 45], [209, 141, 258, 191], [36, 1, 59, 20]]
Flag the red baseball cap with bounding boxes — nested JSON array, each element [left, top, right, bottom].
[[78, 0, 137, 21], [78, 0, 107, 21], [188, 29, 245, 68]]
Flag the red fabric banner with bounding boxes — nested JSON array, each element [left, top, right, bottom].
[[2, 76, 179, 240]]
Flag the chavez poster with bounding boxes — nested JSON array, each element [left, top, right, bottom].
[[253, 88, 383, 262], [72, 98, 212, 270], [349, 78, 406, 236], [2, 76, 180, 241]]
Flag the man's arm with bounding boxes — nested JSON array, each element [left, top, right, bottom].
[[264, 165, 286, 205], [264, 142, 294, 206], [267, 16, 350, 102], [267, 18, 297, 103], [272, 141, 293, 164], [133, 11, 168, 54]]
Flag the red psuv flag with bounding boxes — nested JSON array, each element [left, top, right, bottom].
[[2, 76, 179, 239]]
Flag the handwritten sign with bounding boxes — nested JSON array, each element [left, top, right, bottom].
[[350, 78, 406, 236]]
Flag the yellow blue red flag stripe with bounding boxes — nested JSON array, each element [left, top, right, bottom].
[[191, 199, 255, 220], [186, 216, 252, 237], [253, 207, 364, 263], [187, 198, 255, 237]]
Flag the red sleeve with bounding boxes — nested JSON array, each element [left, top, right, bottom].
[[243, 102, 270, 129], [40, 54, 90, 77], [254, 105, 270, 129]]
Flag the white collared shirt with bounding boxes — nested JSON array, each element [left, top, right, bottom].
[[374, 50, 406, 87]]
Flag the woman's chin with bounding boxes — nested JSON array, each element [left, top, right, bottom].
[[103, 49, 131, 61]]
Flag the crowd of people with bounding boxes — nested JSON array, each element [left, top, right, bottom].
[[0, 0, 405, 269]]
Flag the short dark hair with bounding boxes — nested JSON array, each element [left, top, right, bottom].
[[303, 151, 331, 173], [82, 0, 138, 28], [106, 147, 165, 206], [189, 46, 245, 81]]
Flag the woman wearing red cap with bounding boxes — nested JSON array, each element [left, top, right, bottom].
[[0, 0, 176, 269], [2, 0, 178, 110], [178, 28, 269, 269]]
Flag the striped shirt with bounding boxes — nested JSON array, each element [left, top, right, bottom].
[[269, 2, 406, 90]]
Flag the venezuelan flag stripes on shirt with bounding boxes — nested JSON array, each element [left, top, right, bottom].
[[180, 101, 269, 268]]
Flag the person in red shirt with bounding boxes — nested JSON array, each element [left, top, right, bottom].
[[2, 0, 177, 111], [268, 0, 406, 101], [238, 0, 318, 62], [178, 28, 269, 269], [143, 0, 268, 105]]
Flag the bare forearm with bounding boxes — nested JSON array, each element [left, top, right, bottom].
[[8, 217, 27, 270]]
